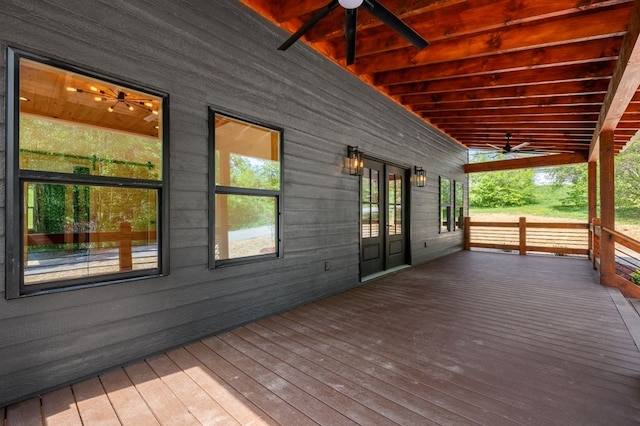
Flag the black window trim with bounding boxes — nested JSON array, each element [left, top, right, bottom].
[[208, 108, 284, 268], [439, 175, 452, 234], [5, 47, 170, 299]]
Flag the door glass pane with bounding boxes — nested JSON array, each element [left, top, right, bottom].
[[362, 168, 380, 239], [388, 173, 402, 236]]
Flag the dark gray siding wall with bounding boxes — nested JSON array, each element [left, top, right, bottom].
[[0, 0, 467, 405]]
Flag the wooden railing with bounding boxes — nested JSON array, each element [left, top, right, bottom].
[[464, 217, 589, 256], [594, 222, 640, 294], [26, 222, 156, 271]]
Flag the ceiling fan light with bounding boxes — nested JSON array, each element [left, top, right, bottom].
[[338, 0, 363, 9], [128, 104, 135, 111], [107, 106, 114, 112]]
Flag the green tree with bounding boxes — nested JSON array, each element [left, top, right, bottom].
[[616, 140, 640, 207], [470, 168, 537, 207], [547, 163, 588, 207]]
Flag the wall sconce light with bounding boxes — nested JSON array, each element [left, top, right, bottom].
[[347, 145, 364, 176], [415, 166, 426, 187]]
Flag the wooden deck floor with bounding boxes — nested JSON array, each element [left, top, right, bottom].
[[3, 251, 640, 425]]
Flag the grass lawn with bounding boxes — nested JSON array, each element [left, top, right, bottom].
[[470, 184, 640, 226]]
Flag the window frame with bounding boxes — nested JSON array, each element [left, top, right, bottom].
[[439, 176, 452, 233], [208, 108, 283, 268], [5, 47, 170, 298], [454, 180, 465, 231]]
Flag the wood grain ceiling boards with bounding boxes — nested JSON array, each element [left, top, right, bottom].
[[242, 0, 640, 163]]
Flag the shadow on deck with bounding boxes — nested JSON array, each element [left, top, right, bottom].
[[3, 251, 640, 425]]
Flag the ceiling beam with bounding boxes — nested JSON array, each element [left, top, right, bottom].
[[589, 0, 640, 161], [353, 5, 630, 74], [464, 152, 588, 173], [375, 38, 621, 86]]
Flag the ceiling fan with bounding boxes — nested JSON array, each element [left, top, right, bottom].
[[488, 133, 530, 154], [483, 133, 575, 155], [278, 0, 429, 65]]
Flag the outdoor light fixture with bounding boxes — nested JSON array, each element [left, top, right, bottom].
[[347, 145, 364, 176], [415, 166, 426, 187]]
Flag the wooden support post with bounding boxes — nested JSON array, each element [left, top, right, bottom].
[[464, 216, 471, 250], [119, 221, 133, 271], [587, 161, 598, 260], [519, 217, 527, 256], [599, 130, 616, 286]]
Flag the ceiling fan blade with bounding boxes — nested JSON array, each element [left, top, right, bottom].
[[512, 141, 530, 151], [362, 0, 429, 49], [278, 0, 339, 51], [487, 144, 503, 150], [345, 8, 357, 65]]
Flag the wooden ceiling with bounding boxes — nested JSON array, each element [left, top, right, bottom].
[[241, 0, 640, 164]]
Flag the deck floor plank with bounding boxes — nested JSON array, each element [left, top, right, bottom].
[[5, 397, 41, 426], [123, 360, 200, 425], [99, 367, 160, 425], [254, 317, 564, 426], [185, 341, 313, 426], [165, 347, 275, 426], [72, 377, 121, 425], [223, 328, 433, 425], [2, 251, 640, 425], [41, 386, 83, 426], [203, 335, 362, 426], [145, 353, 241, 425]]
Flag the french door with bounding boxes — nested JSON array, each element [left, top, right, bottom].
[[360, 158, 408, 278]]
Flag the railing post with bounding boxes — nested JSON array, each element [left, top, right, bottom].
[[464, 216, 471, 250], [519, 217, 526, 255], [119, 221, 133, 271]]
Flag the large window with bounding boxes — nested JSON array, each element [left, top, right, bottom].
[[210, 111, 282, 265], [439, 176, 452, 233], [6, 48, 168, 298], [454, 180, 465, 230]]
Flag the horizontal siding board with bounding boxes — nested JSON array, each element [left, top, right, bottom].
[[0, 0, 466, 405]]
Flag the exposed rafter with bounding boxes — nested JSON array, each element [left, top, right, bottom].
[[590, 0, 640, 161]]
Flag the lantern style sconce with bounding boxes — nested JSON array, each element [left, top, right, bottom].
[[414, 166, 426, 187], [347, 145, 364, 176]]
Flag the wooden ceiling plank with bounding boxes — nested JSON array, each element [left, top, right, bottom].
[[430, 115, 599, 125], [388, 62, 615, 96], [307, 0, 630, 46], [464, 152, 588, 173], [421, 105, 602, 118], [353, 5, 630, 73], [589, 0, 640, 161], [401, 80, 610, 105], [411, 94, 605, 112], [375, 37, 622, 86]]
